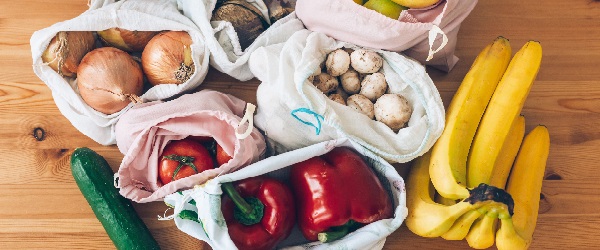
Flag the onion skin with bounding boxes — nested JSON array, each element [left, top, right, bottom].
[[77, 47, 144, 115], [141, 31, 195, 86], [211, 1, 268, 50], [41, 31, 95, 77], [97, 28, 158, 52]]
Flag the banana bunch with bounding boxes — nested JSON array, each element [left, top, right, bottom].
[[406, 37, 549, 249]]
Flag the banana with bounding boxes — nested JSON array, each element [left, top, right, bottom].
[[466, 207, 499, 249], [429, 37, 512, 199], [441, 208, 484, 240], [390, 0, 438, 8], [467, 41, 543, 188], [496, 214, 528, 250], [495, 125, 550, 249], [406, 152, 490, 237], [435, 192, 457, 206], [489, 115, 526, 188]]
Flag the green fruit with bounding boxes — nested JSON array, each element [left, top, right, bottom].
[[353, 0, 365, 4], [364, 0, 407, 19], [71, 148, 160, 250]]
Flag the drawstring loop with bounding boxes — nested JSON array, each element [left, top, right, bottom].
[[235, 103, 256, 140], [291, 108, 325, 135], [426, 25, 448, 61]]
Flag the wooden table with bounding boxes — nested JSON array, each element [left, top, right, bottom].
[[2, 0, 599, 249]]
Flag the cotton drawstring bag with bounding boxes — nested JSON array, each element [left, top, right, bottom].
[[30, 0, 210, 145], [179, 0, 306, 81], [249, 30, 445, 163], [114, 90, 266, 203], [295, 0, 478, 72], [163, 138, 407, 250]]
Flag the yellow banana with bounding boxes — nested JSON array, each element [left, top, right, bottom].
[[406, 152, 490, 237], [467, 41, 543, 188], [466, 207, 499, 249], [489, 115, 526, 188], [441, 207, 485, 240], [390, 0, 438, 8], [430, 37, 512, 199], [435, 193, 457, 206], [496, 215, 528, 250], [495, 125, 550, 250]]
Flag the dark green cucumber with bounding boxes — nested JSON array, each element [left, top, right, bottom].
[[70, 147, 160, 250]]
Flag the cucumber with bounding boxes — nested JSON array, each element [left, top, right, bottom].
[[70, 147, 160, 250]]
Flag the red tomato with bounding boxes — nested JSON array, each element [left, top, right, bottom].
[[159, 138, 214, 185], [216, 143, 233, 166]]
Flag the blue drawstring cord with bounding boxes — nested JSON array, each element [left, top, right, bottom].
[[291, 108, 325, 135]]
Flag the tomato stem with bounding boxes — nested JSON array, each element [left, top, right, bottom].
[[163, 154, 198, 181]]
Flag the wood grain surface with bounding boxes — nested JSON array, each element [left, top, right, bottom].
[[1, 0, 599, 249]]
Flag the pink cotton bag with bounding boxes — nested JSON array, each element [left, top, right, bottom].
[[114, 90, 266, 203], [295, 0, 478, 72]]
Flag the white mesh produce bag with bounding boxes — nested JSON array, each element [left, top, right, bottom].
[[163, 138, 407, 250], [30, 0, 210, 145], [179, 0, 306, 81], [249, 30, 445, 163]]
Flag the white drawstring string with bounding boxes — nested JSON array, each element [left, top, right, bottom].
[[158, 190, 196, 221], [235, 103, 256, 140], [426, 25, 448, 61]]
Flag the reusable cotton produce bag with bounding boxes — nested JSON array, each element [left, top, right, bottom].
[[295, 0, 478, 71], [30, 0, 210, 145], [249, 30, 445, 163], [179, 0, 305, 80], [114, 90, 266, 203], [163, 138, 407, 250]]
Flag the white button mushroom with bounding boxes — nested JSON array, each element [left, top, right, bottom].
[[328, 93, 347, 106], [340, 69, 361, 94], [326, 49, 351, 77], [312, 72, 339, 94], [347, 94, 375, 119], [374, 94, 412, 132], [350, 49, 383, 74], [360, 72, 388, 102]]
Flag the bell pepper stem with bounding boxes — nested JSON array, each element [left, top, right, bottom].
[[222, 182, 252, 214], [222, 182, 264, 225], [318, 220, 362, 243]]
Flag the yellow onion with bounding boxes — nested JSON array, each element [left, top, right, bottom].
[[77, 47, 144, 115], [97, 28, 158, 52], [141, 31, 195, 86], [41, 31, 95, 77]]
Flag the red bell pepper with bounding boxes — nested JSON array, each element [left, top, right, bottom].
[[221, 176, 296, 250], [290, 147, 393, 242]]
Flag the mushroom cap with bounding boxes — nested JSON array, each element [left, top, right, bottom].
[[347, 94, 375, 119], [340, 69, 361, 94], [326, 49, 351, 77], [360, 72, 388, 102], [374, 93, 412, 132], [350, 49, 383, 74], [313, 72, 339, 94]]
